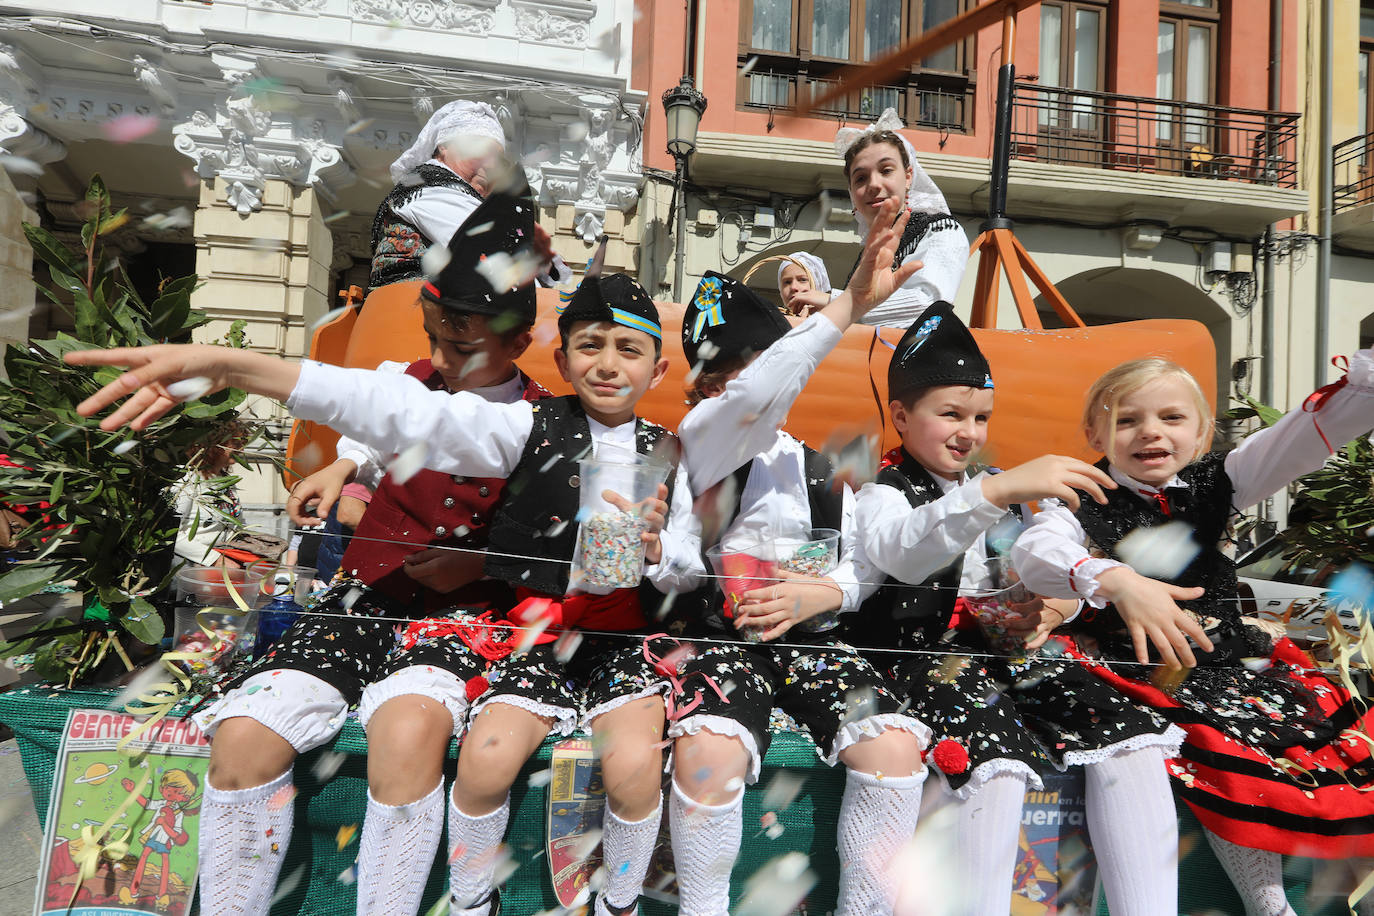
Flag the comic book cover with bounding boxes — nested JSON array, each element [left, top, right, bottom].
[[1011, 769, 1100, 915], [34, 709, 211, 916], [546, 738, 678, 908]]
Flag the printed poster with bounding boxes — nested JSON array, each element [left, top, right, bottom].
[[546, 738, 677, 908], [1012, 768, 1100, 915], [35, 709, 211, 916]]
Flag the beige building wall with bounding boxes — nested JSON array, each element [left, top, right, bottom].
[[0, 168, 35, 371]]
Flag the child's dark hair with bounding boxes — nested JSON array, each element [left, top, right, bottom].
[[843, 130, 911, 178], [685, 354, 751, 405], [421, 298, 533, 344]]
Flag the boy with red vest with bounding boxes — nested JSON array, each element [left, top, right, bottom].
[[181, 189, 551, 916]]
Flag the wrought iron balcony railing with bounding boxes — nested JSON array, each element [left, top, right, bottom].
[[1009, 83, 1299, 188], [1335, 133, 1374, 215]]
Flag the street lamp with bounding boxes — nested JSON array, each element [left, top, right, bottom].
[[662, 75, 707, 301]]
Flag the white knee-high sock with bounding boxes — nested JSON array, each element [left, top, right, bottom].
[[356, 781, 446, 916], [197, 769, 295, 916], [447, 791, 510, 915], [835, 768, 926, 916], [1085, 747, 1178, 916], [945, 771, 1029, 916], [669, 779, 743, 916], [596, 797, 663, 916], [1203, 830, 1296, 916]]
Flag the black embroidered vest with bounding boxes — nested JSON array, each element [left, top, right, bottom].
[[844, 211, 963, 286], [484, 396, 680, 596], [369, 163, 482, 289], [1073, 453, 1241, 635], [842, 449, 963, 651]]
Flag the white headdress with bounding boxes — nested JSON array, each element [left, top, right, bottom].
[[776, 251, 832, 294], [390, 100, 506, 183], [834, 107, 948, 227]]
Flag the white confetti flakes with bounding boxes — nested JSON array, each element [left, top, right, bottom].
[[0, 154, 43, 177], [309, 306, 350, 335], [112, 439, 139, 455], [420, 244, 452, 279], [1116, 521, 1200, 580], [166, 376, 214, 402], [527, 768, 553, 788], [464, 221, 496, 237], [268, 863, 307, 907], [740, 55, 760, 76], [475, 249, 544, 293], [141, 206, 193, 231], [311, 750, 347, 782], [553, 630, 583, 663], [386, 441, 429, 486], [734, 853, 816, 916], [759, 772, 803, 811]]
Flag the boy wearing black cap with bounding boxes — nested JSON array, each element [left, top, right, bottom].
[[668, 237, 929, 916], [849, 304, 1189, 914], [66, 252, 702, 916], [156, 188, 551, 916]]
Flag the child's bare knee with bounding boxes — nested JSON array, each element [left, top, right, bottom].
[[674, 731, 750, 802], [208, 717, 297, 789], [839, 726, 925, 777]]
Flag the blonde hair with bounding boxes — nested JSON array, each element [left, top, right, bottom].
[[1082, 358, 1214, 463], [160, 768, 199, 799]]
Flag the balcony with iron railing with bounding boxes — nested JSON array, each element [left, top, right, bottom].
[[1009, 83, 1300, 189], [1334, 133, 1374, 251]]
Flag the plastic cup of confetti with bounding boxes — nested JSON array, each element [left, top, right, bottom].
[[962, 556, 1033, 658], [172, 566, 264, 668], [774, 528, 841, 633], [705, 539, 781, 643], [571, 445, 671, 591]]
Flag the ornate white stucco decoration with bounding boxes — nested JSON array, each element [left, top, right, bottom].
[[132, 55, 179, 116], [173, 58, 352, 216], [411, 88, 434, 125], [351, 0, 499, 34], [511, 0, 595, 47], [253, 0, 329, 10], [0, 43, 64, 171], [538, 97, 641, 242]]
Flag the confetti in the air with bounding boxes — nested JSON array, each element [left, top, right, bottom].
[[1116, 521, 1200, 580], [312, 750, 347, 782], [112, 440, 139, 456], [475, 249, 544, 293], [421, 244, 452, 279], [336, 864, 357, 884], [734, 852, 816, 916], [167, 376, 214, 402], [465, 221, 496, 236], [142, 206, 193, 231], [336, 823, 358, 850], [740, 56, 759, 76], [386, 441, 430, 486], [268, 864, 307, 907], [101, 113, 161, 143], [309, 306, 350, 334], [1329, 562, 1374, 612], [527, 768, 553, 788], [323, 209, 353, 224], [0, 154, 43, 177], [345, 118, 375, 135], [759, 772, 803, 811]]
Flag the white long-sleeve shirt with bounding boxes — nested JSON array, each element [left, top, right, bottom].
[[287, 361, 703, 595], [856, 471, 1006, 593], [678, 313, 878, 612], [1012, 348, 1374, 606], [856, 220, 968, 330], [333, 361, 528, 490]]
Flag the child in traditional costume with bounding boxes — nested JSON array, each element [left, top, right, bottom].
[[836, 110, 967, 329], [183, 189, 548, 916], [668, 205, 928, 915], [776, 251, 833, 317], [1012, 354, 1374, 916], [849, 304, 1196, 916]]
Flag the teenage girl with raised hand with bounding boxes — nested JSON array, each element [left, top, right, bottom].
[[1012, 353, 1374, 916], [836, 108, 968, 329]]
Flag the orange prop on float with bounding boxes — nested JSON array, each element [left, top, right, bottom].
[[284, 281, 1215, 485]]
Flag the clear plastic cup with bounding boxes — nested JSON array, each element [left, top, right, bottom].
[[256, 565, 318, 605], [705, 539, 780, 643], [571, 446, 671, 591], [172, 566, 264, 671], [774, 528, 842, 633], [962, 556, 1032, 657]]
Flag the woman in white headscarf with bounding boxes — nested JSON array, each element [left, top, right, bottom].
[[776, 251, 834, 317], [369, 100, 507, 289], [836, 109, 968, 328]]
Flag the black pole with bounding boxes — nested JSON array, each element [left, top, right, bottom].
[[983, 61, 1016, 232]]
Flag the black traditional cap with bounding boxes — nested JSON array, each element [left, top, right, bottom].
[[420, 179, 537, 323], [557, 272, 661, 342], [682, 271, 791, 372], [886, 301, 994, 402]]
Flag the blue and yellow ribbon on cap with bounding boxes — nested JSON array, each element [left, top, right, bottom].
[[610, 307, 661, 340], [689, 276, 725, 343]]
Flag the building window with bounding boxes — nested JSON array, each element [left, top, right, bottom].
[[738, 0, 972, 131], [1038, 1, 1106, 130], [1157, 0, 1218, 146], [1361, 2, 1374, 146]]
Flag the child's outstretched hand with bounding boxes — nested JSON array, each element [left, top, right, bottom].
[[840, 197, 923, 318], [737, 569, 843, 641], [785, 289, 832, 318], [1000, 597, 1077, 650], [604, 483, 670, 564], [1096, 566, 1213, 669], [64, 344, 298, 431], [981, 455, 1116, 511]]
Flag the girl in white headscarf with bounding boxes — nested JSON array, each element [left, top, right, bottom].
[[776, 251, 833, 317], [836, 109, 968, 328]]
